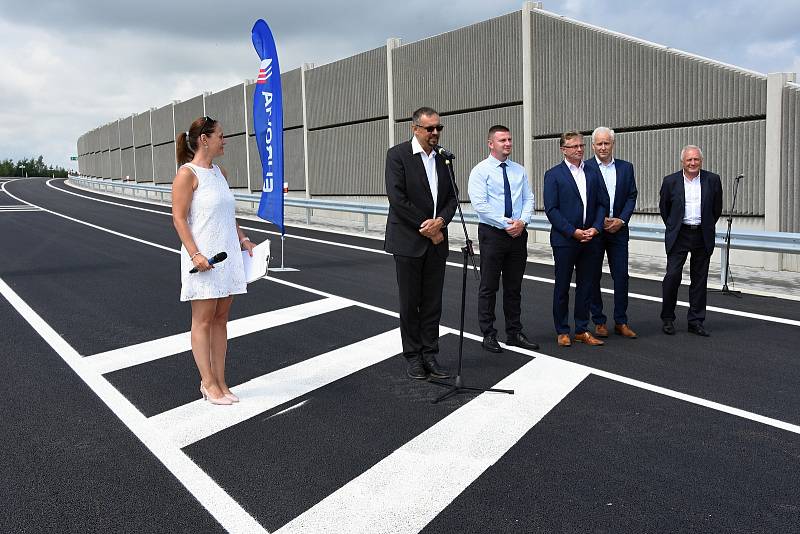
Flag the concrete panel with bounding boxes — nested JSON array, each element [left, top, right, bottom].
[[530, 10, 767, 136], [246, 68, 303, 134], [153, 142, 177, 184], [781, 85, 800, 232], [133, 111, 151, 147], [99, 124, 110, 151], [248, 128, 305, 192], [119, 116, 134, 149], [214, 134, 248, 188], [393, 11, 522, 120], [306, 47, 387, 128], [205, 83, 246, 136], [109, 121, 120, 150], [109, 148, 121, 180], [121, 147, 135, 181], [308, 119, 388, 195], [531, 120, 766, 217], [173, 95, 204, 137], [99, 150, 111, 179], [151, 103, 175, 145], [86, 129, 97, 153], [134, 145, 153, 183]]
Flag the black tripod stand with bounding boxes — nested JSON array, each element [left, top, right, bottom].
[[428, 155, 514, 404], [709, 174, 743, 297]]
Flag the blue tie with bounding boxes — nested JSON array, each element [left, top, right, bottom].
[[500, 162, 512, 218]]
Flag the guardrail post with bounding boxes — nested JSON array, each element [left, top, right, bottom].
[[720, 243, 728, 285], [306, 207, 311, 225], [364, 213, 368, 233]]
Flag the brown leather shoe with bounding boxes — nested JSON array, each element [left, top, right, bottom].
[[594, 324, 609, 338], [614, 323, 638, 338], [574, 332, 605, 346], [557, 334, 572, 347]]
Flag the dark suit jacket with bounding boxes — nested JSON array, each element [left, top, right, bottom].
[[584, 157, 638, 239], [659, 170, 723, 255], [543, 161, 607, 248], [384, 140, 458, 258]]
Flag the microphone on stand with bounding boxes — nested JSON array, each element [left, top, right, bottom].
[[433, 145, 456, 159], [189, 251, 227, 273]]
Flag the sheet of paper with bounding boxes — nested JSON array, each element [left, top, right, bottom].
[[241, 240, 270, 284]]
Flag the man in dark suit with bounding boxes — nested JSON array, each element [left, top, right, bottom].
[[659, 145, 723, 337], [544, 131, 608, 347], [385, 107, 458, 379], [585, 126, 638, 339]]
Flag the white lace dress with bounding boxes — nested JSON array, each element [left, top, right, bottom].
[[179, 163, 247, 301]]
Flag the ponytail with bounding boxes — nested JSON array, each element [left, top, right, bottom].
[[176, 131, 194, 165]]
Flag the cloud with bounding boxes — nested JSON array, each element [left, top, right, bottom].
[[1, 0, 798, 170]]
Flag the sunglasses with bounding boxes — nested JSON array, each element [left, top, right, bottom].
[[415, 124, 444, 133], [198, 116, 213, 136]]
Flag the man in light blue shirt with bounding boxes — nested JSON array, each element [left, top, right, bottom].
[[468, 125, 538, 353]]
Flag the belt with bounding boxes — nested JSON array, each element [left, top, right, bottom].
[[682, 224, 701, 230]]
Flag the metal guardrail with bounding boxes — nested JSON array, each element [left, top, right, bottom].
[[70, 176, 800, 282]]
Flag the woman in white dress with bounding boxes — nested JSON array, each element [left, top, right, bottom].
[[172, 116, 256, 405]]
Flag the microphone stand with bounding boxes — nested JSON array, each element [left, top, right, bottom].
[[428, 155, 514, 404], [709, 174, 742, 297]]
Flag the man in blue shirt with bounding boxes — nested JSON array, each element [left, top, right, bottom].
[[468, 125, 538, 353]]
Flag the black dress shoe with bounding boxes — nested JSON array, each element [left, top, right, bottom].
[[422, 354, 451, 379], [662, 321, 675, 335], [406, 356, 428, 380], [482, 334, 503, 353], [506, 332, 539, 351], [688, 323, 710, 337]]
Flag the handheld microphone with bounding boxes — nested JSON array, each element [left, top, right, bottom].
[[434, 145, 456, 160], [189, 251, 227, 273]]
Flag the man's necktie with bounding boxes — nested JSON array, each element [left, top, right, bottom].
[[501, 162, 512, 218]]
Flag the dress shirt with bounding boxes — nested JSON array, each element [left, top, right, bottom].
[[682, 172, 702, 224], [595, 156, 616, 217], [468, 154, 534, 230], [566, 159, 587, 225], [412, 136, 438, 217]]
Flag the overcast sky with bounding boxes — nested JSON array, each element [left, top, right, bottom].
[[1, 0, 798, 171]]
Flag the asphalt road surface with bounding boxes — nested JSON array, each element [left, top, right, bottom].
[[2, 177, 799, 533]]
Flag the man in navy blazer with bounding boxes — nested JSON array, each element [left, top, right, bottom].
[[544, 131, 608, 347], [385, 106, 458, 378], [659, 145, 722, 336], [585, 127, 639, 339]]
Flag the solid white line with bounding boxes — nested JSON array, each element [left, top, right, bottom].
[[588, 368, 800, 435], [84, 297, 352, 374], [0, 277, 268, 534], [45, 179, 800, 324], [48, 179, 172, 216], [148, 328, 404, 449], [15, 179, 800, 434], [275, 357, 589, 534], [2, 181, 176, 254]]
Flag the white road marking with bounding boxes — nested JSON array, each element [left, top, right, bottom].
[[275, 357, 590, 534], [0, 277, 268, 534], [0, 205, 41, 211], [84, 297, 352, 374], [148, 328, 404, 449]]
